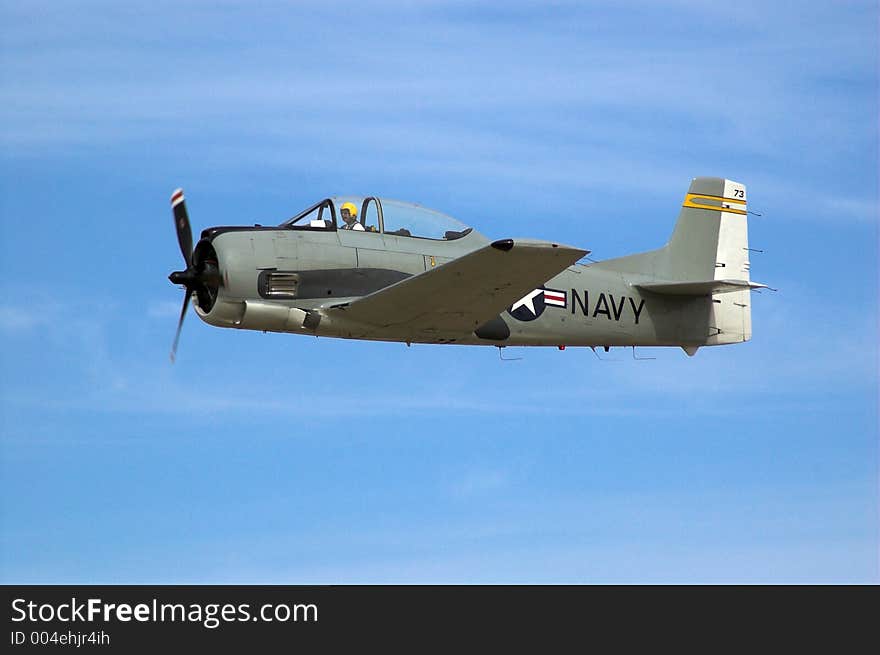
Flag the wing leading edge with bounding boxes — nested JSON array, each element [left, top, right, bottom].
[[327, 239, 588, 334]]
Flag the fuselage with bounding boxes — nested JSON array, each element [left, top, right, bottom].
[[194, 224, 734, 349]]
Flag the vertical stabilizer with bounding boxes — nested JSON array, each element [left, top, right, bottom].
[[594, 177, 755, 345], [664, 177, 749, 282], [666, 177, 753, 344]]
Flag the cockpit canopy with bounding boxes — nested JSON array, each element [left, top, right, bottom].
[[280, 196, 475, 241]]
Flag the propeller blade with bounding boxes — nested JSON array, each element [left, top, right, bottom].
[[169, 292, 191, 364], [171, 188, 193, 268]]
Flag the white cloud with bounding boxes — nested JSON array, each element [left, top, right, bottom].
[[0, 307, 45, 332], [449, 470, 510, 499], [2, 0, 875, 229], [148, 300, 184, 319]]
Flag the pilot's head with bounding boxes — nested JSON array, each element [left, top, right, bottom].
[[340, 202, 358, 227]]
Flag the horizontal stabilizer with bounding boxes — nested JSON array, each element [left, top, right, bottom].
[[327, 239, 587, 333], [635, 279, 769, 296]]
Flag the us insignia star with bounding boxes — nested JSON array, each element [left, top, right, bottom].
[[510, 288, 544, 315]]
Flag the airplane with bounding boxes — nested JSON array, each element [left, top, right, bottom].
[[167, 177, 768, 361]]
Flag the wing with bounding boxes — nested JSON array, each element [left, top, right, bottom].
[[327, 238, 588, 334]]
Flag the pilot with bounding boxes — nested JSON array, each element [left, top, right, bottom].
[[340, 202, 364, 231]]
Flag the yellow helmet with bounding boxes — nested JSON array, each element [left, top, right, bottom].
[[341, 202, 358, 217]]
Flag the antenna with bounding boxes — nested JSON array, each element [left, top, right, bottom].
[[631, 347, 656, 361], [589, 346, 620, 362], [497, 346, 523, 362]]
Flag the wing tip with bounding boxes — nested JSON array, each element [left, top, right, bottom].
[[491, 238, 588, 260]]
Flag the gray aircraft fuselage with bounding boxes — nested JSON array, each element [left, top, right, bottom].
[[194, 221, 742, 350], [168, 178, 759, 358]]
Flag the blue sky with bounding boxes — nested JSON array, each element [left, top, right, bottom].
[[1, 0, 877, 583]]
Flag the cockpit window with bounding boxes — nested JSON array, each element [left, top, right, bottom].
[[281, 199, 336, 229], [377, 199, 472, 240], [335, 196, 379, 232], [281, 196, 473, 240]]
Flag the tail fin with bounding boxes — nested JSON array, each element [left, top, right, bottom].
[[663, 177, 750, 282], [595, 177, 761, 345]]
